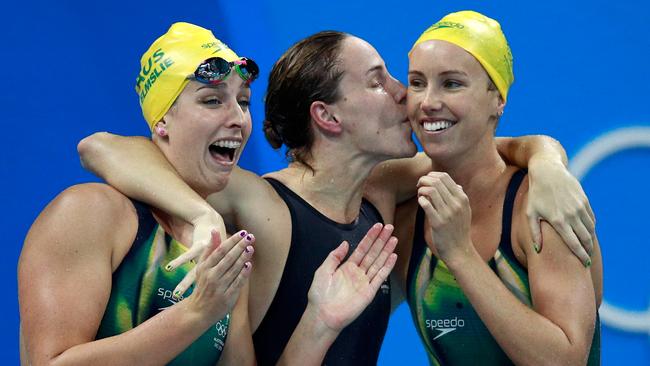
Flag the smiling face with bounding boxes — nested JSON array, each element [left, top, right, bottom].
[[407, 40, 504, 164], [154, 75, 252, 197], [330, 36, 417, 161]]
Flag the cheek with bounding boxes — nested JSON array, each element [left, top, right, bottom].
[[406, 93, 419, 117]]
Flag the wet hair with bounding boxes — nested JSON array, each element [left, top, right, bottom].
[[263, 31, 348, 167]]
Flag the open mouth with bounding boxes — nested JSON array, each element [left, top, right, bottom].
[[422, 120, 455, 133], [209, 140, 241, 163]]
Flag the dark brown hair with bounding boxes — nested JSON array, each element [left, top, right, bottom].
[[263, 31, 348, 166]]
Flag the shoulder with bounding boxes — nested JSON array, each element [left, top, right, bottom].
[[365, 153, 433, 211], [23, 183, 139, 267]]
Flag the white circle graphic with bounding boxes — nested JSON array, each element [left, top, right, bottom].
[[569, 126, 650, 334]]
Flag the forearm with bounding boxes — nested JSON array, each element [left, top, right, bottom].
[[445, 251, 589, 366], [496, 135, 568, 168], [43, 301, 214, 366], [78, 132, 219, 226], [276, 303, 339, 366]]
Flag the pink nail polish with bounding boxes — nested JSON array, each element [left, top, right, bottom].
[[240, 231, 247, 237], [245, 245, 253, 253], [244, 262, 251, 269], [246, 234, 253, 241]]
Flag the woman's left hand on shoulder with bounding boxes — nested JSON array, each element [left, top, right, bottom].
[[527, 159, 595, 266]]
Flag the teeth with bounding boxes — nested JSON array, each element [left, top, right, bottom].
[[423, 121, 453, 132], [212, 140, 241, 149]]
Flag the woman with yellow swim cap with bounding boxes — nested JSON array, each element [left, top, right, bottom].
[[391, 10, 602, 365], [18, 22, 393, 365]]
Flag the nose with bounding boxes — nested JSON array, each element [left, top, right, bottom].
[[224, 99, 245, 129], [420, 86, 442, 113], [388, 76, 407, 105]]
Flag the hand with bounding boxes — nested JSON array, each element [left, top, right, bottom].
[[164, 211, 228, 295], [417, 172, 473, 261], [528, 159, 595, 266], [306, 223, 398, 333], [180, 230, 253, 322]]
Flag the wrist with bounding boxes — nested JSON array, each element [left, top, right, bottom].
[[190, 208, 226, 239], [300, 302, 340, 344], [443, 243, 480, 272]]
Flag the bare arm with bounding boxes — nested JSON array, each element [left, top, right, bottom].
[[497, 135, 595, 265], [19, 184, 252, 365], [78, 132, 227, 240], [218, 281, 255, 366], [418, 173, 599, 366]]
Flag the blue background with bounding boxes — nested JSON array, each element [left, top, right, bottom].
[[3, 0, 649, 363]]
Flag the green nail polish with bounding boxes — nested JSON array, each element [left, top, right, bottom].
[[584, 258, 592, 268], [165, 264, 173, 271], [173, 290, 181, 299], [533, 243, 540, 253]]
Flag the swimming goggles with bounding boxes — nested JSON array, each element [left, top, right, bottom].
[[190, 57, 259, 85]]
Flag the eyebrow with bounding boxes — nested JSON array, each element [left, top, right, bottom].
[[440, 70, 468, 77], [196, 83, 251, 92], [366, 65, 384, 76], [196, 83, 227, 92]]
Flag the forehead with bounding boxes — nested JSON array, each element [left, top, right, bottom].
[[409, 40, 484, 76], [338, 36, 386, 81], [182, 76, 250, 96]]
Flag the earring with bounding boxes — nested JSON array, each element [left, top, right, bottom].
[[497, 110, 504, 117], [155, 125, 168, 137]]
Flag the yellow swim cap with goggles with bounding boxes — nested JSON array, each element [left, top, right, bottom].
[[412, 11, 514, 101], [136, 22, 259, 130]]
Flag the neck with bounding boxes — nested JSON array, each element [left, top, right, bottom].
[[272, 139, 384, 223], [434, 137, 506, 205]]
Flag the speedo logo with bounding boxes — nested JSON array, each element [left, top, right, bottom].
[[424, 21, 465, 33], [426, 317, 465, 340], [156, 287, 183, 310]]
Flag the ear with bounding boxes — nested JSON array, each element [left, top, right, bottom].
[[494, 95, 506, 119], [154, 121, 168, 137], [310, 101, 342, 135]]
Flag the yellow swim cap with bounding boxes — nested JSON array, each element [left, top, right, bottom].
[[412, 11, 514, 101], [136, 22, 240, 130]]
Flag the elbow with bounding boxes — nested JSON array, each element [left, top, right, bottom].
[[77, 131, 111, 171]]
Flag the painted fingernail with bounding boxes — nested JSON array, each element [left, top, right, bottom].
[[533, 243, 541, 253], [246, 234, 253, 241], [245, 245, 253, 253], [173, 290, 182, 299], [165, 264, 174, 271], [244, 262, 251, 269], [584, 258, 592, 268], [240, 231, 247, 237]]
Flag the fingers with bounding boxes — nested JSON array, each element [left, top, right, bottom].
[[173, 266, 197, 299], [368, 253, 398, 294], [347, 223, 383, 266], [418, 195, 441, 227], [527, 214, 542, 253], [549, 222, 591, 267], [366, 236, 398, 280], [208, 232, 254, 278], [202, 230, 249, 269], [215, 241, 254, 290], [166, 245, 203, 271], [224, 260, 253, 299], [571, 218, 595, 257], [320, 241, 350, 276], [359, 224, 394, 272]]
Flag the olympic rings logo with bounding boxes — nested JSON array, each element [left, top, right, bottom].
[[569, 126, 650, 335]]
